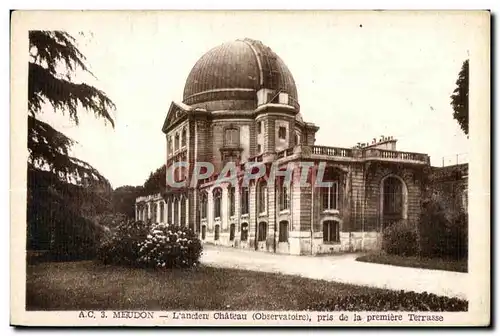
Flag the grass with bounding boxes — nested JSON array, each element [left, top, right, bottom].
[[26, 260, 397, 311], [356, 253, 468, 273]]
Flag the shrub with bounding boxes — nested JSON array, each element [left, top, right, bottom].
[[419, 199, 468, 260], [97, 219, 149, 266], [306, 290, 468, 312], [137, 223, 202, 268], [382, 220, 418, 257], [97, 220, 202, 269]]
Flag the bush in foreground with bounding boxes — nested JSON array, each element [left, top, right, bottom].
[[97, 220, 202, 269], [306, 291, 468, 312], [137, 223, 202, 268]]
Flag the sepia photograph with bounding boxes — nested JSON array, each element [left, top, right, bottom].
[[10, 10, 490, 327]]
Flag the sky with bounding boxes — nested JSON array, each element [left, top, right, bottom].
[[33, 11, 480, 188]]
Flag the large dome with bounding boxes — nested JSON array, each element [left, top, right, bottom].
[[183, 38, 298, 110]]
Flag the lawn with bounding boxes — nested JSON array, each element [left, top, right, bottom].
[[27, 260, 394, 311], [356, 253, 468, 273]]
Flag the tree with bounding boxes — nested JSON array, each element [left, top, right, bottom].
[[27, 31, 116, 259], [112, 185, 145, 218], [450, 59, 469, 136], [143, 164, 167, 195]]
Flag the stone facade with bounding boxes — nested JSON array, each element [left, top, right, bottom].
[[135, 38, 435, 255]]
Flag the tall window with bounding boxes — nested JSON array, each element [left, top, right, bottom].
[[201, 225, 206, 240], [321, 167, 339, 211], [229, 187, 235, 216], [229, 224, 235, 241], [159, 202, 164, 223], [168, 136, 173, 155], [258, 181, 267, 214], [278, 126, 287, 140], [213, 188, 222, 218], [175, 198, 180, 224], [279, 221, 289, 242], [181, 127, 187, 147], [257, 121, 262, 134], [214, 225, 220, 241], [151, 203, 157, 223], [175, 133, 180, 151], [258, 222, 267, 242], [278, 178, 289, 211], [383, 177, 403, 217], [241, 223, 249, 241], [224, 127, 239, 148], [200, 193, 207, 219], [180, 197, 186, 226], [241, 187, 249, 215], [323, 220, 340, 243], [167, 200, 172, 223]]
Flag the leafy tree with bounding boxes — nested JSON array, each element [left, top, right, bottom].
[[450, 59, 469, 136], [112, 185, 145, 218], [143, 164, 167, 195], [27, 31, 116, 258]]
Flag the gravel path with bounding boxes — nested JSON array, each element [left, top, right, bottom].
[[200, 245, 469, 299]]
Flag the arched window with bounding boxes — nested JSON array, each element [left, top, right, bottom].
[[151, 203, 158, 223], [181, 127, 187, 147], [214, 225, 220, 241], [213, 188, 222, 219], [278, 178, 289, 211], [241, 223, 249, 241], [258, 222, 267, 241], [200, 193, 208, 219], [201, 225, 207, 240], [383, 177, 403, 216], [258, 181, 267, 214], [180, 197, 186, 226], [159, 201, 164, 223], [229, 187, 235, 216], [167, 200, 172, 223], [294, 132, 301, 146], [279, 221, 289, 242], [321, 167, 339, 211], [224, 126, 240, 148], [229, 224, 235, 241], [381, 175, 407, 228], [175, 198, 181, 225], [323, 220, 340, 243], [241, 187, 249, 215]]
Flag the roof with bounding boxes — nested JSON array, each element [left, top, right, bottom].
[[182, 38, 298, 108]]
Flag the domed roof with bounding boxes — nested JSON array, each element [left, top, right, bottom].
[[183, 38, 298, 109]]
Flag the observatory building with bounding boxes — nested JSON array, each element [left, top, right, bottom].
[[135, 38, 433, 255]]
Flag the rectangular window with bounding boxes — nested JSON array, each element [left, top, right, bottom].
[[278, 221, 289, 242], [278, 126, 287, 140], [257, 121, 262, 134], [229, 187, 235, 216], [224, 128, 239, 148], [322, 182, 339, 210], [258, 222, 267, 241], [257, 144, 262, 153], [279, 180, 289, 211], [323, 221, 340, 243], [241, 187, 249, 215]]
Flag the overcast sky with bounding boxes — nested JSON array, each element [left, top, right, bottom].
[[34, 11, 479, 188]]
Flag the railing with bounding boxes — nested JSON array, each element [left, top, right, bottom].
[[248, 153, 264, 162], [311, 145, 353, 157], [364, 149, 429, 163]]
